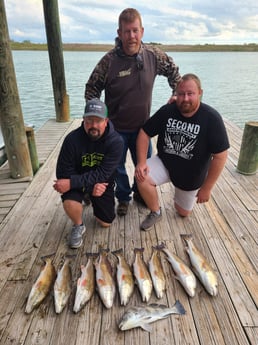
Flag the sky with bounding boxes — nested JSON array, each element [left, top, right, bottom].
[[4, 0, 258, 45]]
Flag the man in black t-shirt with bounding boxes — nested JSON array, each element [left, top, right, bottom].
[[135, 73, 230, 231]]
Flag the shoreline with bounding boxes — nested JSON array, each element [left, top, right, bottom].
[[10, 42, 258, 52]]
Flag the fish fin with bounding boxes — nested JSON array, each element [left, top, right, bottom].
[[148, 303, 167, 308], [141, 323, 152, 332], [174, 300, 186, 315]]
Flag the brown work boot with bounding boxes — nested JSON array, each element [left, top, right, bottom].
[[117, 201, 129, 216]]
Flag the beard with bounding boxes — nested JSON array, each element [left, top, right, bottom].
[[178, 101, 198, 114], [87, 128, 101, 141]]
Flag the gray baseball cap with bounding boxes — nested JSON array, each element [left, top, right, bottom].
[[83, 99, 108, 119]]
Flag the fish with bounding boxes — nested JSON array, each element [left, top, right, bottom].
[[94, 248, 116, 309], [133, 248, 153, 303], [181, 234, 218, 296], [112, 248, 134, 306], [148, 245, 166, 299], [25, 256, 56, 314], [119, 300, 186, 332], [54, 257, 72, 314], [73, 253, 95, 313], [162, 243, 196, 297]]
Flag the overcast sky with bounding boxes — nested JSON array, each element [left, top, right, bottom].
[[4, 0, 258, 45]]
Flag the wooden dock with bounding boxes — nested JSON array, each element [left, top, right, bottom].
[[0, 118, 257, 345]]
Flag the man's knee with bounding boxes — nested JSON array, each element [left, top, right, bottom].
[[63, 199, 81, 207], [95, 217, 111, 228], [137, 175, 154, 190], [63, 199, 83, 214], [174, 202, 192, 217]]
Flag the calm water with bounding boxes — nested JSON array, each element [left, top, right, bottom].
[[12, 50, 258, 131]]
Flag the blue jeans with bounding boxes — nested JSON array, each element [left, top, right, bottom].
[[115, 130, 152, 202]]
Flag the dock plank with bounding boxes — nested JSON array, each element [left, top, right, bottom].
[[0, 118, 257, 345]]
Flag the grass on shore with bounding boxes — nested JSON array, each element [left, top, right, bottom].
[[10, 41, 258, 52]]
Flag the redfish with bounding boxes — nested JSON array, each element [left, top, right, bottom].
[[73, 254, 95, 313], [133, 248, 153, 303], [181, 234, 218, 296], [54, 257, 72, 314], [148, 245, 166, 299], [162, 244, 196, 297], [94, 248, 116, 309], [25, 256, 56, 314], [113, 248, 134, 306]]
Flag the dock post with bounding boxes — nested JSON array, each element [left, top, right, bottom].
[[236, 121, 258, 175], [0, 0, 33, 179], [25, 126, 40, 175], [42, 0, 70, 123]]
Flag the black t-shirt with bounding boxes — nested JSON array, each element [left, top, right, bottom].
[[142, 102, 230, 190]]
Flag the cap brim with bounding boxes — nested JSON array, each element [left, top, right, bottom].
[[83, 112, 106, 118]]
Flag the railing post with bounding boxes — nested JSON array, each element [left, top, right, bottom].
[[0, 0, 33, 179], [42, 0, 70, 123], [237, 121, 258, 175], [25, 126, 40, 175]]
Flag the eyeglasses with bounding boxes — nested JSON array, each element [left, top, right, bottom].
[[136, 54, 143, 70]]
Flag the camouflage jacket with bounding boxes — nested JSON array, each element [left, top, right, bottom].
[[85, 41, 181, 132]]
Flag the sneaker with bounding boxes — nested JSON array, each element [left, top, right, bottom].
[[133, 192, 147, 207], [69, 224, 86, 249], [117, 201, 129, 216], [140, 209, 162, 231]]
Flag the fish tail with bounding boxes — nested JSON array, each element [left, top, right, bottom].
[[112, 248, 123, 257], [84, 252, 98, 258], [98, 245, 110, 254], [173, 300, 186, 315], [40, 253, 55, 261], [65, 254, 76, 259], [134, 247, 144, 254], [92, 251, 102, 265], [180, 234, 193, 243], [152, 243, 166, 251], [99, 248, 110, 257]]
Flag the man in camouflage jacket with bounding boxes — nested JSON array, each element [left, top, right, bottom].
[[85, 8, 181, 216]]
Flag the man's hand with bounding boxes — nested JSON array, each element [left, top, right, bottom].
[[135, 163, 149, 183], [167, 94, 177, 104], [53, 179, 71, 194], [196, 187, 211, 204], [92, 182, 108, 197]]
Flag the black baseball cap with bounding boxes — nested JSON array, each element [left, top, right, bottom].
[[83, 99, 108, 119]]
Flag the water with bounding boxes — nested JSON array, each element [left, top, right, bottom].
[[11, 50, 258, 131]]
